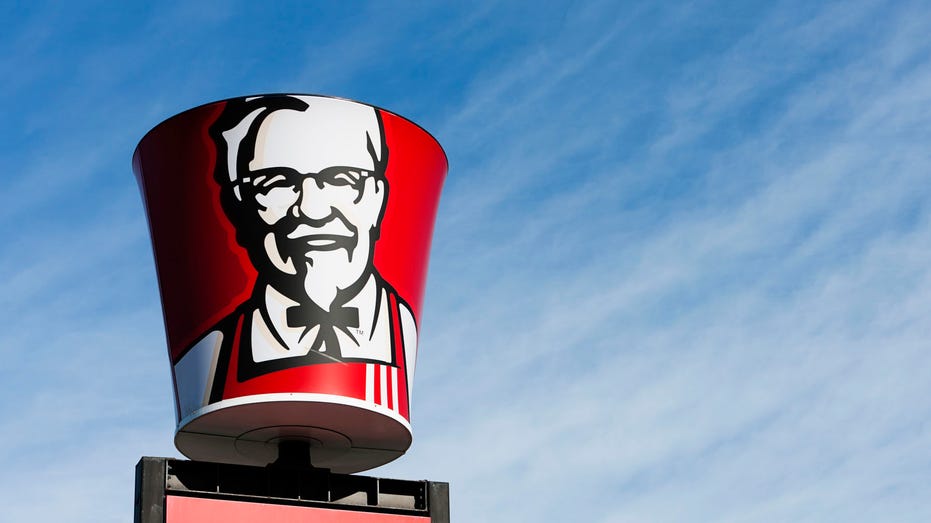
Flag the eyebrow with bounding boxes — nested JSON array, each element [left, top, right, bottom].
[[247, 167, 301, 186], [318, 166, 368, 180], [249, 166, 302, 178]]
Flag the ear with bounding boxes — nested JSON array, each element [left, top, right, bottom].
[[368, 177, 389, 240], [374, 178, 388, 219], [365, 176, 387, 207]]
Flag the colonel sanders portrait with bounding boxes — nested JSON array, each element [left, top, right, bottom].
[[172, 95, 418, 416]]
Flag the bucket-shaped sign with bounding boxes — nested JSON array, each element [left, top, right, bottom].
[[133, 95, 447, 473]]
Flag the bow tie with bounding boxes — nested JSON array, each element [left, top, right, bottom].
[[286, 303, 360, 358]]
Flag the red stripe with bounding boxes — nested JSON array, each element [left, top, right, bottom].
[[374, 363, 381, 405], [386, 367, 393, 410], [388, 293, 409, 420]]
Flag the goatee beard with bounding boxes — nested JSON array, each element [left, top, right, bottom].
[[302, 260, 339, 311]]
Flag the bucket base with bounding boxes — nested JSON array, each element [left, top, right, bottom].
[[174, 394, 412, 474]]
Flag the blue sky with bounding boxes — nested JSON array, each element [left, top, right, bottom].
[[2, 1, 931, 521]]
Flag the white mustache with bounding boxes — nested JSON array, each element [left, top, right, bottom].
[[286, 222, 354, 239]]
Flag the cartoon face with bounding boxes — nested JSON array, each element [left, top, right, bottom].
[[222, 97, 388, 309]]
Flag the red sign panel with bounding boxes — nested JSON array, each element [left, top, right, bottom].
[[166, 495, 430, 523]]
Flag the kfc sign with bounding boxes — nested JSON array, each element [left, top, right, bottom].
[[166, 496, 430, 523], [133, 95, 447, 473]]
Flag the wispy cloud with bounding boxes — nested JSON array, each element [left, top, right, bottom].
[[378, 1, 931, 521]]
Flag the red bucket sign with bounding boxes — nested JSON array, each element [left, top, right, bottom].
[[133, 95, 447, 473]]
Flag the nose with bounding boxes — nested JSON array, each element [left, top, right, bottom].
[[296, 177, 334, 220]]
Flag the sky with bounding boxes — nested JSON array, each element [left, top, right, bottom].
[[1, 0, 930, 521]]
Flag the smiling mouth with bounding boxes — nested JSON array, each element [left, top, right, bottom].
[[281, 213, 359, 259], [300, 234, 354, 251]]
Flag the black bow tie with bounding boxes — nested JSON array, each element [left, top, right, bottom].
[[285, 303, 359, 358]]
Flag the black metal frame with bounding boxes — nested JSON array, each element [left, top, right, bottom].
[[134, 457, 449, 522]]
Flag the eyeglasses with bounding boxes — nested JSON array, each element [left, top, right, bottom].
[[239, 166, 375, 196]]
